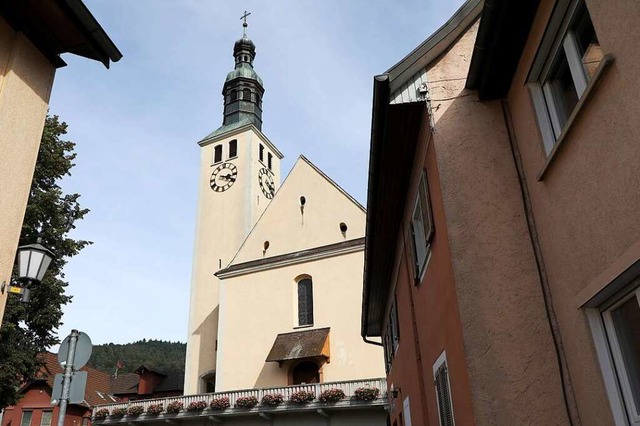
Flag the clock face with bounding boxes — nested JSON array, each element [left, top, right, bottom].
[[258, 168, 275, 199], [210, 162, 238, 193]]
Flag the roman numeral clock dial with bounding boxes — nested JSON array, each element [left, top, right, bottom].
[[210, 162, 238, 193], [258, 167, 275, 199]]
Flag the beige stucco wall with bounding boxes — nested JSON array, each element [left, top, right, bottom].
[[231, 156, 366, 264], [0, 18, 55, 325], [215, 157, 381, 391], [503, 0, 640, 423], [185, 127, 281, 393], [422, 20, 571, 425], [217, 249, 384, 391]]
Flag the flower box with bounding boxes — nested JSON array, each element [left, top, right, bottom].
[[94, 409, 109, 420], [235, 396, 258, 409], [146, 404, 164, 415], [166, 401, 183, 414], [209, 397, 230, 411], [261, 394, 284, 407], [187, 401, 207, 412], [127, 406, 144, 417], [111, 408, 127, 418], [289, 390, 315, 404], [354, 386, 380, 401], [319, 388, 345, 403]]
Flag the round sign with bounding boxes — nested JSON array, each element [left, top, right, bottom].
[[58, 331, 92, 370]]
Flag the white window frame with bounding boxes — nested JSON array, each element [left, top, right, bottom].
[[527, 0, 599, 154], [433, 351, 455, 426], [411, 170, 434, 283], [20, 411, 32, 426], [40, 411, 52, 426], [587, 283, 640, 425]]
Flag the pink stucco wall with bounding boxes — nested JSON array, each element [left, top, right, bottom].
[[504, 0, 640, 424]]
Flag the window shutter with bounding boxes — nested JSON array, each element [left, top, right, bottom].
[[435, 364, 454, 426]]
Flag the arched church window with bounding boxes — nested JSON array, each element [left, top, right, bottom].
[[229, 139, 237, 158], [214, 145, 223, 164], [291, 361, 319, 385], [297, 278, 313, 326], [243, 88, 251, 101], [268, 153, 273, 170]]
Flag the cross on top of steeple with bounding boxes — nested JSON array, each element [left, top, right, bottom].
[[240, 11, 251, 36]]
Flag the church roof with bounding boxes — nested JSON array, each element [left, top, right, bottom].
[[225, 63, 264, 86], [199, 116, 253, 143]]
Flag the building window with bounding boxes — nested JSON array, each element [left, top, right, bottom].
[[228, 139, 237, 158], [81, 418, 89, 426], [243, 88, 251, 101], [230, 90, 238, 101], [433, 351, 455, 426], [20, 411, 33, 426], [40, 412, 52, 426], [411, 170, 434, 282], [214, 145, 223, 164], [268, 153, 273, 170], [297, 278, 314, 326], [594, 286, 640, 423], [202, 372, 216, 393], [259, 144, 264, 162], [528, 0, 603, 154], [383, 296, 400, 373]]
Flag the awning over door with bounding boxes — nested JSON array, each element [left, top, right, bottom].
[[266, 328, 330, 363]]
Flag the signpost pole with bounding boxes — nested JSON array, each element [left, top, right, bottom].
[[57, 329, 79, 426]]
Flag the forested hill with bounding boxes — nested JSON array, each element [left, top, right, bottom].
[[88, 339, 186, 374]]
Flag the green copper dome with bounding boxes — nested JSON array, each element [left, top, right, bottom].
[[225, 63, 264, 86]]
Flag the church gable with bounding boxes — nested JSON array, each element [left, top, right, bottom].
[[229, 156, 366, 265]]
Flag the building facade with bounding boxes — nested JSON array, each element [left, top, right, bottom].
[[0, 0, 121, 325], [362, 0, 640, 425]]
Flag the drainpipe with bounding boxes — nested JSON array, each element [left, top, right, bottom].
[[501, 100, 581, 426]]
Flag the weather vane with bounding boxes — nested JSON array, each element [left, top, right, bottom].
[[240, 11, 251, 36]]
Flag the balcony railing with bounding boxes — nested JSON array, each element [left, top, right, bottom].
[[92, 378, 387, 421]]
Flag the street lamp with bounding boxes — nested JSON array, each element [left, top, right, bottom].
[[0, 239, 54, 302], [17, 240, 55, 283]]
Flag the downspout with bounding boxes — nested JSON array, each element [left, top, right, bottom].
[[501, 100, 581, 425]]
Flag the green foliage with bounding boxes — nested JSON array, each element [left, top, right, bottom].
[[88, 340, 186, 374], [0, 115, 91, 408]]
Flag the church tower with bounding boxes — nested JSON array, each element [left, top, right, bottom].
[[184, 18, 283, 394]]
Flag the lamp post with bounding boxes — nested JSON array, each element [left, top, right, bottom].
[[1, 238, 55, 302]]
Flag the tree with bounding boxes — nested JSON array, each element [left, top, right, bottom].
[[0, 115, 91, 408]]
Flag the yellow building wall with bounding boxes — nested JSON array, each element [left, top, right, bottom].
[[185, 127, 281, 393], [217, 249, 385, 391], [0, 18, 55, 324]]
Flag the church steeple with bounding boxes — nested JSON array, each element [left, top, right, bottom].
[[222, 13, 264, 131]]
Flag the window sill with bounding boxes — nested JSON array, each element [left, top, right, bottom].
[[537, 54, 614, 181], [294, 324, 313, 330]]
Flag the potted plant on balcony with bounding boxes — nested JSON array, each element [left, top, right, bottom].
[[94, 409, 110, 420], [261, 394, 284, 407], [187, 401, 207, 412], [209, 397, 230, 411], [127, 406, 144, 417], [146, 404, 164, 415], [289, 390, 315, 404], [166, 401, 183, 414], [319, 388, 346, 403], [235, 396, 258, 409], [354, 386, 380, 401], [111, 408, 127, 418]]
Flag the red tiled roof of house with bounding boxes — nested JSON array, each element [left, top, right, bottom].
[[36, 352, 115, 407]]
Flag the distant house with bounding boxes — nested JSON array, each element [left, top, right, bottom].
[[110, 366, 183, 401], [1, 353, 115, 426]]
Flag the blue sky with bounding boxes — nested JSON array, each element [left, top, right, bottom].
[[49, 0, 465, 346]]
